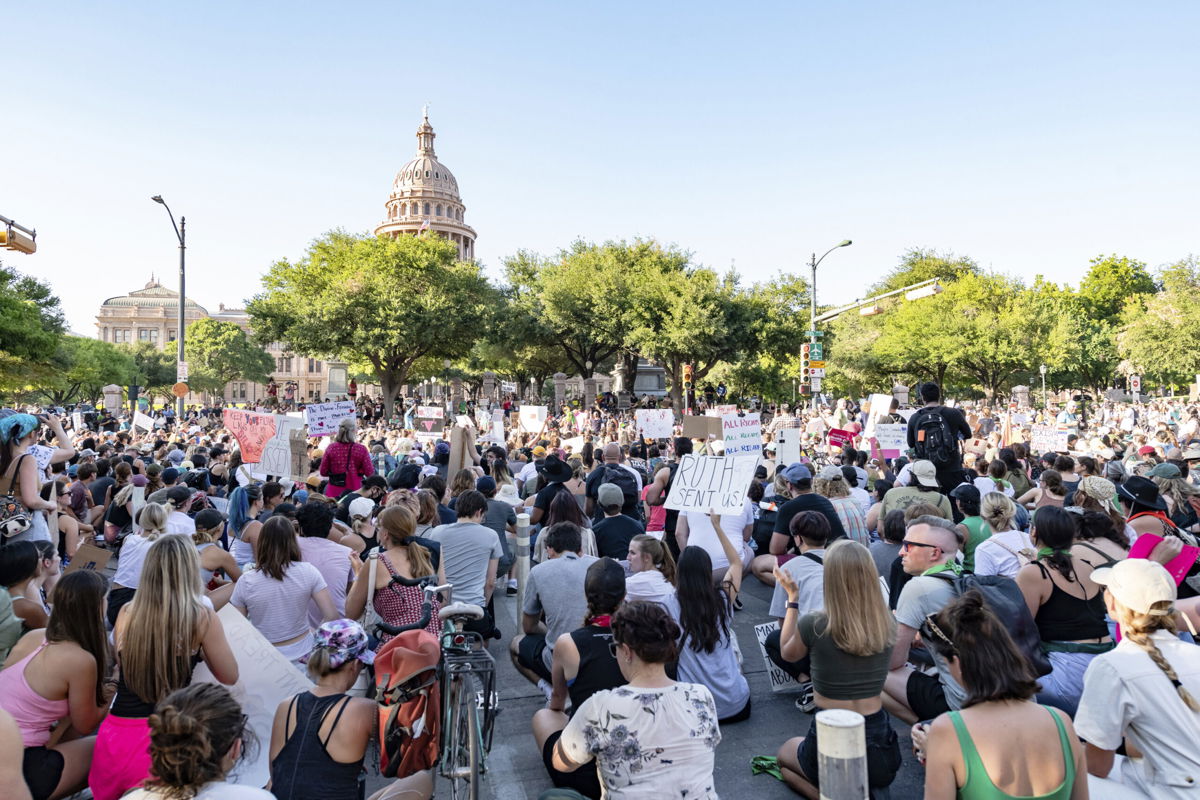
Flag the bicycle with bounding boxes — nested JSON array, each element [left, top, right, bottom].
[[375, 576, 498, 800]]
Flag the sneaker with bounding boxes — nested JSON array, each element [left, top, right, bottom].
[[506, 578, 518, 596], [732, 595, 743, 611], [537, 678, 553, 702], [794, 682, 815, 713]]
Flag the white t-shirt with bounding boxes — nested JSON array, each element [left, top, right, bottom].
[[167, 510, 196, 536], [972, 529, 1034, 579], [682, 502, 754, 571], [230, 561, 327, 646], [1075, 630, 1200, 799], [123, 781, 273, 800], [624, 569, 680, 618], [558, 683, 720, 800]]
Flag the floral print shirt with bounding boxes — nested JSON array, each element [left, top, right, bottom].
[[558, 682, 721, 799]]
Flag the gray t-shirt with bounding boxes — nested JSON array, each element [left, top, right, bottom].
[[523, 552, 598, 671], [894, 574, 966, 709], [482, 499, 517, 563], [427, 522, 504, 607], [768, 549, 826, 619]]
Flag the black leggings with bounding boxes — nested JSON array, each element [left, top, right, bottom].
[[718, 696, 752, 725]]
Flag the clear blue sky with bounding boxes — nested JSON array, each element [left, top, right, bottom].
[[6, 1, 1198, 335]]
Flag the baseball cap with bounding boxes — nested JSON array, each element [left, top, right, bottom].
[[131, 474, 149, 487], [194, 508, 225, 531], [1091, 558, 1176, 615], [161, 467, 181, 484], [475, 476, 497, 494], [780, 463, 812, 483], [302, 619, 376, 668], [1148, 462, 1183, 480], [434, 442, 451, 456], [1137, 445, 1156, 456], [817, 465, 844, 482], [78, 449, 97, 458], [597, 483, 624, 509], [348, 497, 376, 520], [166, 486, 192, 506], [910, 460, 939, 488], [532, 446, 547, 457]]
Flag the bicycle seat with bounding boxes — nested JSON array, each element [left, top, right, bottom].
[[439, 602, 485, 621]]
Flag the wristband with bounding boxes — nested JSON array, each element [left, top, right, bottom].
[[786, 601, 800, 610]]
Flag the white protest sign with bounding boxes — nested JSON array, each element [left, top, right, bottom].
[[303, 400, 356, 437], [863, 393, 894, 438], [519, 405, 547, 434], [561, 436, 585, 452], [754, 621, 801, 693], [663, 454, 757, 514], [775, 427, 802, 467], [455, 414, 474, 429], [721, 413, 762, 458], [71, 411, 84, 431], [501, 380, 517, 394], [192, 605, 314, 788], [130, 486, 146, 518], [635, 408, 674, 440], [414, 405, 445, 441], [874, 422, 908, 459], [714, 404, 738, 415], [1030, 424, 1070, 454], [249, 415, 306, 480], [133, 411, 155, 432]]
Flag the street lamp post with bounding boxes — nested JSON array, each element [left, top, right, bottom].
[[1039, 364, 1048, 409], [151, 196, 185, 421], [808, 239, 852, 408]]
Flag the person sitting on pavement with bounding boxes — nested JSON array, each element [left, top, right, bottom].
[[592, 483, 645, 560], [425, 490, 502, 639], [623, 534, 678, 614], [750, 463, 845, 587], [763, 511, 831, 705], [973, 492, 1035, 579], [511, 522, 598, 698]]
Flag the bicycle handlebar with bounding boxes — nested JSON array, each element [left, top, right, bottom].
[[372, 576, 453, 637]]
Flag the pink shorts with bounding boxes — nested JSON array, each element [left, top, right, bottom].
[[88, 714, 152, 800]]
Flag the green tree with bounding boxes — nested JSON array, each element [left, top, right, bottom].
[[184, 318, 274, 395], [0, 262, 66, 394], [249, 230, 497, 416], [126, 341, 178, 402], [39, 337, 136, 406], [1118, 257, 1200, 386], [1078, 254, 1156, 322]]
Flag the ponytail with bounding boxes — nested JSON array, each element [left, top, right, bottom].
[[1115, 602, 1200, 712], [632, 534, 675, 585]]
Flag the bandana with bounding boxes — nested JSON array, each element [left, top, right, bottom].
[[0, 414, 38, 445], [301, 618, 376, 668]]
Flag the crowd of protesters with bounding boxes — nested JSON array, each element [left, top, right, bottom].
[[0, 379, 1199, 799]]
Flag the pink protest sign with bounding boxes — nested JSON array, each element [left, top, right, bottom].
[[1128, 534, 1199, 585], [222, 409, 277, 463], [827, 428, 854, 448]]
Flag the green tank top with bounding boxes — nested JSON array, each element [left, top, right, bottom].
[[960, 517, 989, 572], [948, 706, 1074, 800]]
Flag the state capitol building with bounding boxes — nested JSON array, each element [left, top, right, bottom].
[[94, 112, 476, 405]]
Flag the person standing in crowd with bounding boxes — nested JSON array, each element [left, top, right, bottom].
[[230, 516, 339, 665], [90, 536, 239, 800], [121, 684, 273, 800], [920, 591, 1086, 799], [547, 601, 721, 799], [584, 443, 642, 524], [773, 540, 901, 797], [906, 383, 973, 492], [426, 490, 502, 638], [319, 418, 374, 500]]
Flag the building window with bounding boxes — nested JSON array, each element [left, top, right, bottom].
[[114, 329, 131, 344], [138, 329, 159, 344], [436, 205, 443, 216], [167, 329, 176, 342], [424, 202, 431, 215]]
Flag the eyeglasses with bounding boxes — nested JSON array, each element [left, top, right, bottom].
[[608, 641, 623, 659], [900, 540, 939, 552]]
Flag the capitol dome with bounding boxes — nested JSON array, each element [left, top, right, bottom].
[[374, 110, 476, 260]]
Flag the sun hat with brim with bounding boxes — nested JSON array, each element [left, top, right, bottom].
[[1077, 475, 1117, 503], [817, 465, 845, 482], [1116, 475, 1167, 511], [1092, 558, 1177, 615], [301, 619, 376, 668], [540, 454, 573, 484], [1148, 463, 1183, 480], [910, 460, 940, 488]]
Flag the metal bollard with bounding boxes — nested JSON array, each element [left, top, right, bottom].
[[816, 708, 868, 800], [515, 513, 531, 613]]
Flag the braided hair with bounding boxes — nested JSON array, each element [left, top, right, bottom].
[[1112, 599, 1200, 712]]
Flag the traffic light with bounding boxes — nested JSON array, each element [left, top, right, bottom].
[[800, 343, 811, 381], [683, 363, 694, 391], [0, 226, 36, 254]]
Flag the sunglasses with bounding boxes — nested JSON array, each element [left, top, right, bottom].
[[921, 614, 957, 653], [608, 641, 624, 659], [900, 540, 939, 552]]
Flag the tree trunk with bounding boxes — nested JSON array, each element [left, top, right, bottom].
[[380, 370, 404, 419]]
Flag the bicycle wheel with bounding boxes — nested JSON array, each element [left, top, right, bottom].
[[444, 673, 481, 800]]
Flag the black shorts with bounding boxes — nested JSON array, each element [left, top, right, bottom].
[[23, 746, 64, 800], [518, 633, 553, 682], [906, 670, 952, 721], [541, 729, 603, 798], [107, 585, 136, 628], [797, 708, 901, 789]]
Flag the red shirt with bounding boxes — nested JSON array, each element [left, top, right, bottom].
[[318, 441, 374, 498]]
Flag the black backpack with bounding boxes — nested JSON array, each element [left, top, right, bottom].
[[933, 572, 1052, 677], [599, 464, 639, 504], [914, 409, 958, 467]]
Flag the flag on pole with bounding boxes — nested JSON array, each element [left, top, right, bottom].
[[418, 218, 431, 233]]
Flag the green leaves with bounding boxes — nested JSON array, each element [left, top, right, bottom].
[[184, 318, 274, 394]]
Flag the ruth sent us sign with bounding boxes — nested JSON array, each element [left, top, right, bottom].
[[663, 454, 757, 514]]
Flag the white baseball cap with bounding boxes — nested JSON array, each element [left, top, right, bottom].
[[910, 460, 939, 488], [1091, 558, 1177, 615]]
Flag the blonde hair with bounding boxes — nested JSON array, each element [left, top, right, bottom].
[[1113, 599, 1200, 712], [335, 417, 356, 444], [980, 492, 1017, 532], [121, 536, 208, 704], [814, 476, 850, 499], [138, 503, 171, 540], [448, 468, 476, 499], [377, 505, 434, 578], [821, 540, 895, 656]]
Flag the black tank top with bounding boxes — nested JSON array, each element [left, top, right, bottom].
[[1034, 562, 1109, 642], [270, 692, 363, 800], [567, 624, 625, 712], [111, 651, 202, 718]]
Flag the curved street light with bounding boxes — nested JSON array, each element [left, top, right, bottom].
[[151, 196, 186, 419]]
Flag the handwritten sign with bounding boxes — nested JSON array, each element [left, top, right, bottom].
[[192, 605, 314, 788], [827, 428, 854, 448], [500, 380, 517, 394], [1029, 424, 1069, 454], [721, 413, 762, 458], [874, 423, 908, 459], [754, 621, 801, 693], [414, 405, 445, 441], [635, 408, 674, 440], [714, 404, 738, 415], [133, 411, 156, 433], [304, 401, 356, 437], [518, 405, 547, 434], [663, 454, 757, 514], [222, 409, 277, 463], [65, 543, 111, 574]]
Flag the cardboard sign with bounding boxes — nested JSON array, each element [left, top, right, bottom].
[[863, 393, 894, 438], [518, 405, 547, 434], [874, 423, 908, 459], [1029, 424, 1069, 454], [133, 411, 156, 433], [414, 405, 445, 441], [754, 621, 801, 693], [721, 413, 762, 458], [663, 454, 757, 514], [635, 409, 674, 440], [303, 401, 356, 437], [714, 404, 738, 415], [222, 409, 278, 463], [65, 543, 111, 574], [192, 605, 314, 788], [682, 414, 721, 440], [775, 426, 802, 466], [963, 437, 988, 456], [249, 416, 306, 481], [827, 428, 854, 448]]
